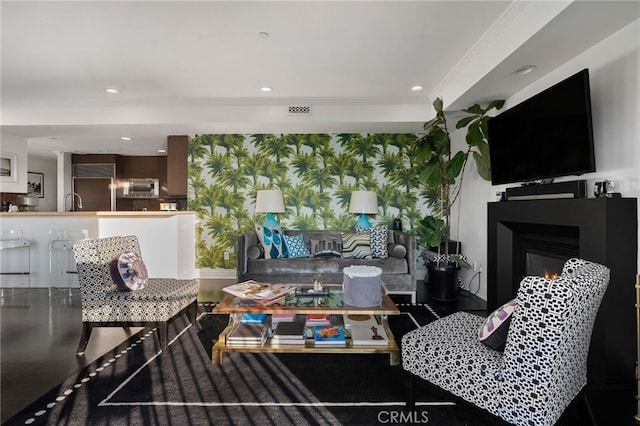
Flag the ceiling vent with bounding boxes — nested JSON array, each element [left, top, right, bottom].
[[288, 105, 312, 116]]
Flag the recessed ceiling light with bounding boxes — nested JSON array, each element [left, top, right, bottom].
[[104, 88, 120, 94], [120, 136, 132, 141], [258, 32, 269, 39], [157, 149, 166, 153], [514, 65, 537, 75], [261, 87, 272, 93], [411, 85, 423, 92]]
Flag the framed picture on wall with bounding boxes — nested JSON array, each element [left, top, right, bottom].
[[27, 172, 44, 198], [0, 152, 18, 182]]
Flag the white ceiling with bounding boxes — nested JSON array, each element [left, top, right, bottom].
[[1, 1, 638, 158]]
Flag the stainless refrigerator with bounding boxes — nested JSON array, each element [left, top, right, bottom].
[[72, 164, 116, 211]]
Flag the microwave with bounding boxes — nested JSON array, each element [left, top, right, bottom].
[[123, 178, 160, 198]]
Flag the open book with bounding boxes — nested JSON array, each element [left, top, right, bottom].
[[223, 280, 297, 302]]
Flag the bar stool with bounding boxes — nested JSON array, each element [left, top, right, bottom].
[[0, 229, 31, 298], [49, 229, 88, 297]]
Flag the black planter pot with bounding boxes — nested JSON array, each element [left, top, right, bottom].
[[427, 263, 460, 302]]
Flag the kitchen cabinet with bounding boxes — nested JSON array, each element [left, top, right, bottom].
[[167, 135, 188, 196], [122, 156, 163, 179]]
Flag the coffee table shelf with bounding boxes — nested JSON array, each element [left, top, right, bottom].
[[211, 285, 400, 365]]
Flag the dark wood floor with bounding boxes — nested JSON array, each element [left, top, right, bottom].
[[1, 283, 636, 424]]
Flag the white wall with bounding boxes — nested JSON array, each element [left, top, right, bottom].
[[0, 133, 28, 194], [27, 155, 57, 211], [453, 19, 640, 300]]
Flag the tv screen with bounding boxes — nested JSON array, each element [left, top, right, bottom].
[[488, 69, 596, 185]]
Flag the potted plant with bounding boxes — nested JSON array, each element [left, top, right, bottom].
[[415, 97, 504, 301]]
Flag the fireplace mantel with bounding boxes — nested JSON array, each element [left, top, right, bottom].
[[488, 197, 637, 385]]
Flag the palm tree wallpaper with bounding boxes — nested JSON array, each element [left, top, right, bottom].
[[188, 133, 430, 270]]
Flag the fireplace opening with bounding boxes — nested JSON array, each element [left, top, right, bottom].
[[523, 237, 579, 279], [508, 223, 580, 297]]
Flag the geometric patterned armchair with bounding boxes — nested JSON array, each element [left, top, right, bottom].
[[402, 258, 610, 426], [72, 235, 199, 354]]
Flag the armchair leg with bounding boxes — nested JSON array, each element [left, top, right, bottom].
[[190, 300, 197, 325], [158, 322, 168, 352], [76, 322, 93, 355]]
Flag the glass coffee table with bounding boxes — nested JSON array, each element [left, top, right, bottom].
[[211, 284, 400, 365]]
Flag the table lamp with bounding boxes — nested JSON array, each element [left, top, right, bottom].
[[255, 189, 285, 228], [349, 191, 378, 228]]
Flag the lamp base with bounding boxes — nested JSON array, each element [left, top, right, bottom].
[[263, 212, 279, 228], [355, 213, 371, 228]]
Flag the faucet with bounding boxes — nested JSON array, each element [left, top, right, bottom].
[[65, 192, 83, 211]]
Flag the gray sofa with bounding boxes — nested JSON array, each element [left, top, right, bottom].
[[236, 229, 416, 302]]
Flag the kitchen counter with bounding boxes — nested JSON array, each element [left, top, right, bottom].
[[0, 212, 197, 287]]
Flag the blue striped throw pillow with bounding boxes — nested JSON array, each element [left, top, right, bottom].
[[341, 232, 372, 259]]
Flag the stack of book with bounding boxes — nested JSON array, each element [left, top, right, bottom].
[[271, 313, 296, 325], [239, 313, 268, 324], [313, 325, 346, 346], [306, 314, 331, 326], [342, 313, 378, 329], [226, 322, 269, 347], [349, 324, 389, 346], [271, 317, 307, 346]]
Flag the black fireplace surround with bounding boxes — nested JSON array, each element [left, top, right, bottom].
[[488, 197, 637, 385]]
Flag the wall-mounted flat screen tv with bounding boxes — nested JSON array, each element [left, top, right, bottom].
[[488, 68, 596, 186]]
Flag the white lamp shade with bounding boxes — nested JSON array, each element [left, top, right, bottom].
[[349, 191, 378, 214], [255, 190, 285, 213]]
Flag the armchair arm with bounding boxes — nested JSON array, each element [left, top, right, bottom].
[[236, 231, 259, 282], [391, 230, 416, 281]]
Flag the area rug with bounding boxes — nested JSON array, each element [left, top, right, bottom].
[[5, 303, 503, 426]]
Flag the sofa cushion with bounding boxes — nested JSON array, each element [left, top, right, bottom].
[[255, 225, 288, 259], [356, 225, 388, 258], [341, 232, 372, 259], [110, 251, 148, 291], [247, 244, 264, 260], [388, 243, 407, 259], [283, 233, 311, 258]]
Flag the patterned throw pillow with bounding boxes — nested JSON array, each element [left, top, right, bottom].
[[478, 298, 517, 351], [309, 238, 342, 257], [283, 233, 310, 258], [255, 225, 288, 259], [341, 232, 372, 259], [110, 252, 149, 291], [355, 225, 388, 258]]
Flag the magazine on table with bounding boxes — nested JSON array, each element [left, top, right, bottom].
[[223, 280, 297, 302]]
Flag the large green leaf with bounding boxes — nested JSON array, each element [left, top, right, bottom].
[[473, 150, 491, 181], [465, 120, 483, 146], [455, 115, 476, 129], [419, 165, 442, 186], [444, 151, 466, 180], [418, 215, 447, 248], [462, 103, 482, 115], [425, 128, 448, 147], [477, 140, 490, 158], [486, 99, 505, 111], [415, 143, 433, 162], [432, 97, 444, 113]]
